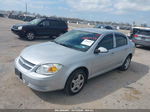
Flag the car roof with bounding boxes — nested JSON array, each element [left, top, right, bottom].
[[75, 28, 119, 35], [97, 24, 113, 27], [133, 27, 150, 31], [39, 18, 66, 22]]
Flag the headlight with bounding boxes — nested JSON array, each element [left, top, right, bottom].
[[18, 26, 22, 30], [36, 64, 63, 75]]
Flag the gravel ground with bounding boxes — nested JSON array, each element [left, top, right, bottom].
[[0, 17, 150, 109]]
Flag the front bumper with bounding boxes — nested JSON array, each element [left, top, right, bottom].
[[11, 28, 26, 37], [132, 39, 150, 47], [14, 57, 66, 92]]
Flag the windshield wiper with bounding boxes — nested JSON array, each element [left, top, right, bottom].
[[59, 43, 71, 48]]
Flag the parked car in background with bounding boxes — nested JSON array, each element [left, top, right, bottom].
[[94, 24, 116, 30], [11, 18, 68, 40], [130, 27, 150, 47], [15, 28, 135, 95]]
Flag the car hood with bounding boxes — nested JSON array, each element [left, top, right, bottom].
[[13, 23, 35, 28], [20, 42, 83, 65]]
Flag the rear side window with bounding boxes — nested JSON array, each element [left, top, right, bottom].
[[49, 20, 59, 27], [97, 34, 114, 50], [49, 20, 66, 27], [115, 33, 127, 47]]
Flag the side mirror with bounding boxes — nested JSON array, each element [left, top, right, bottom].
[[94, 47, 108, 54], [94, 49, 100, 54]]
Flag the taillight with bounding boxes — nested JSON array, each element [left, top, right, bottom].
[[134, 35, 139, 37]]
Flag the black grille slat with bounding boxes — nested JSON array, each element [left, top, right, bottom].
[[18, 57, 35, 70], [20, 57, 35, 67], [19, 59, 31, 70]]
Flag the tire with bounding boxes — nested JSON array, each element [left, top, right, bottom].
[[26, 32, 35, 41], [64, 69, 87, 95], [119, 55, 131, 71]]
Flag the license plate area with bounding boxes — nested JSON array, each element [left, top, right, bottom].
[[15, 68, 22, 80]]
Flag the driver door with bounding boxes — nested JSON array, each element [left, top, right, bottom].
[[91, 33, 116, 76], [37, 20, 50, 36]]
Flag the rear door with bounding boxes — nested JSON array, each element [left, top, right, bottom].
[[113, 33, 129, 65], [49, 20, 60, 36]]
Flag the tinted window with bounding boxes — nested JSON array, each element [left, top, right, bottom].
[[97, 34, 114, 50], [50, 20, 59, 27], [40, 20, 49, 26], [49, 20, 66, 27], [29, 19, 41, 25], [115, 33, 127, 47], [60, 21, 67, 27]]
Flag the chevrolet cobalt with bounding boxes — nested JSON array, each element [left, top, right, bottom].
[[15, 28, 135, 95]]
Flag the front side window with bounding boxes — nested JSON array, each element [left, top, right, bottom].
[[97, 34, 114, 50], [29, 19, 41, 25], [40, 20, 50, 26], [54, 30, 101, 51], [115, 33, 127, 47]]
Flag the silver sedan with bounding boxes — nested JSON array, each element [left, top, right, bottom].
[[15, 28, 135, 95]]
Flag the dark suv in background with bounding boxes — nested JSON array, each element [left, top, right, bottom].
[[130, 27, 150, 47], [94, 24, 116, 30], [11, 18, 68, 40]]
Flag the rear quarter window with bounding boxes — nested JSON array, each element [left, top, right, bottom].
[[49, 20, 67, 28]]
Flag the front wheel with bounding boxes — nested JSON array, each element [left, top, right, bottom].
[[26, 32, 35, 41], [64, 69, 87, 95], [119, 56, 131, 71]]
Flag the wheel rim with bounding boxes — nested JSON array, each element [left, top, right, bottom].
[[124, 57, 131, 69], [71, 74, 85, 93], [27, 33, 34, 40]]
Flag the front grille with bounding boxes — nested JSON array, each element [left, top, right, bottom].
[[19, 57, 35, 70]]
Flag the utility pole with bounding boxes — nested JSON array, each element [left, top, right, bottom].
[[25, 0, 27, 14]]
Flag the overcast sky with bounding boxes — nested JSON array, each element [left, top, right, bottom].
[[0, 0, 150, 25]]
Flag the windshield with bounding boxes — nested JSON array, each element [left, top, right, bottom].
[[54, 30, 101, 52], [29, 19, 41, 25]]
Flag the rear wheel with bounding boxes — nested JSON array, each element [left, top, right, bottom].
[[65, 69, 87, 95], [119, 55, 131, 71], [26, 32, 35, 41]]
